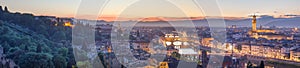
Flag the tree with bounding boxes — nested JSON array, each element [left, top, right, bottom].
[[24, 44, 28, 51], [171, 52, 181, 60], [51, 31, 66, 42], [98, 52, 107, 68], [58, 47, 68, 57], [259, 61, 264, 68], [8, 47, 21, 53], [121, 64, 126, 68], [247, 61, 253, 68], [0, 6, 3, 12], [52, 55, 67, 68], [37, 44, 42, 53], [0, 8, 76, 68], [18, 52, 54, 68], [4, 6, 8, 12], [2, 42, 10, 54]]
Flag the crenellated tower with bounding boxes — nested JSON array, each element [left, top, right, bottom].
[[252, 15, 257, 32]]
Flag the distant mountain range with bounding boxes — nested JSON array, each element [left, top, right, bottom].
[[97, 16, 300, 27], [184, 15, 300, 27], [219, 16, 300, 27]]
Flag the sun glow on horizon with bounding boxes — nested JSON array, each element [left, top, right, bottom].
[[0, 0, 299, 21]]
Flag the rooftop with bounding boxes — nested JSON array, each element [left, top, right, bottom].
[[178, 48, 198, 54]]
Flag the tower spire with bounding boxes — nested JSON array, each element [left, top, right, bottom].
[[252, 14, 257, 32]]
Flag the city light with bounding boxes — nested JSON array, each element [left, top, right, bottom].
[[166, 41, 172, 46], [173, 41, 182, 46]]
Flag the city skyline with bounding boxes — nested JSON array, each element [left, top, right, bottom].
[[1, 0, 300, 21], [0, 1, 300, 67]]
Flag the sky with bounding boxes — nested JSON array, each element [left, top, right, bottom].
[[0, 0, 299, 20]]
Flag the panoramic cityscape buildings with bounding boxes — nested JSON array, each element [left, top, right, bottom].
[[0, 0, 300, 68], [90, 14, 300, 68]]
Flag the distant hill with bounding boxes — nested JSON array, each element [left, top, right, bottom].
[[95, 16, 300, 27], [263, 17, 300, 27], [190, 16, 300, 27], [0, 6, 75, 68], [223, 16, 300, 27]]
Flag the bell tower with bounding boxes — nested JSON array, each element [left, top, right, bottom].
[[252, 15, 257, 32]]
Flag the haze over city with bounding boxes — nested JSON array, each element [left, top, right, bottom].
[[1, 0, 300, 21]]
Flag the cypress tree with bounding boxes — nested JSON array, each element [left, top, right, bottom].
[[37, 45, 42, 53], [259, 61, 264, 68], [4, 6, 8, 12], [0, 6, 3, 12], [247, 61, 253, 68]]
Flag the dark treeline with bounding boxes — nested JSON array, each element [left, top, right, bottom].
[[0, 6, 76, 68]]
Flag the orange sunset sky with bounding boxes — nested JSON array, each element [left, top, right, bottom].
[[0, 0, 299, 21]]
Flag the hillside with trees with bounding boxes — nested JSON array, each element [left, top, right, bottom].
[[0, 6, 76, 68]]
